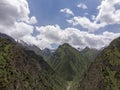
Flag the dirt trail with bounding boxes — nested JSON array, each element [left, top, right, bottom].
[[67, 82, 72, 90]]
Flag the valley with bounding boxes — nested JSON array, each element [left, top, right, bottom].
[[0, 33, 120, 90], [0, 0, 120, 90]]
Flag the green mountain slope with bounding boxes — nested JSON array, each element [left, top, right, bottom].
[[49, 43, 88, 81], [78, 37, 120, 90], [81, 47, 99, 62], [0, 33, 66, 90]]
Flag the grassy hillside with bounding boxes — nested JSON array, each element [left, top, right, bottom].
[[0, 33, 67, 90], [78, 37, 120, 90], [81, 47, 99, 62], [49, 43, 88, 81]]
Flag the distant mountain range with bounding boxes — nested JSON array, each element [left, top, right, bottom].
[[19, 40, 53, 61]]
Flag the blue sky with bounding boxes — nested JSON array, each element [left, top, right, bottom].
[[28, 0, 120, 34], [28, 0, 101, 29], [0, 0, 120, 49]]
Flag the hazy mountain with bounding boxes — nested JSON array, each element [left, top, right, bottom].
[[42, 48, 52, 61], [0, 33, 66, 90], [19, 40, 43, 56], [81, 47, 99, 62], [78, 37, 120, 90], [19, 41, 53, 61], [48, 43, 89, 81]]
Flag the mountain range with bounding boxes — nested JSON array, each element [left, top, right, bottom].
[[19, 40, 53, 61], [0, 33, 120, 90]]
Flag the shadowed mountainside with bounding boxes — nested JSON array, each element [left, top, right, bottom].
[[0, 33, 66, 90], [77, 37, 120, 90]]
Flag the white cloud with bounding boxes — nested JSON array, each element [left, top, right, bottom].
[[91, 15, 96, 20], [96, 0, 120, 24], [77, 3, 88, 9], [36, 25, 120, 49], [60, 8, 74, 16], [0, 0, 37, 43], [0, 0, 27, 27], [84, 13, 89, 16], [67, 16, 106, 32], [11, 22, 34, 39], [27, 16, 38, 24], [68, 0, 120, 32], [0, 0, 119, 50]]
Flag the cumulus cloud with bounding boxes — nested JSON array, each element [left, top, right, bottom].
[[0, 0, 37, 42], [27, 16, 38, 24], [36, 25, 120, 49], [96, 0, 120, 24], [0, 0, 30, 24], [77, 3, 88, 9], [0, 0, 119, 50], [67, 16, 106, 32], [60, 8, 74, 16], [68, 0, 120, 32]]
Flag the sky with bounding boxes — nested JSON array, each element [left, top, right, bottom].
[[0, 0, 120, 49]]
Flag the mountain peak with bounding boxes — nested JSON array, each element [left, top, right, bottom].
[[42, 48, 52, 57], [49, 43, 88, 81], [83, 46, 90, 51], [58, 43, 77, 51], [60, 43, 71, 47]]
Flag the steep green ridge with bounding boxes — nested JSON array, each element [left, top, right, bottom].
[[81, 47, 99, 62], [49, 43, 88, 81], [78, 37, 120, 90], [69, 46, 99, 89], [0, 33, 66, 90]]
